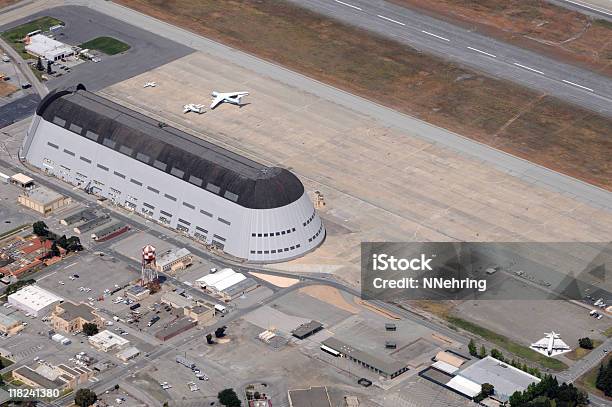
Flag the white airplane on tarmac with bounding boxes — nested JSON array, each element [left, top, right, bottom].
[[210, 91, 249, 109], [143, 82, 157, 88], [530, 331, 571, 357], [183, 104, 206, 114]]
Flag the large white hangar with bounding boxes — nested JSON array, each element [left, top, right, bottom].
[[21, 86, 325, 262]]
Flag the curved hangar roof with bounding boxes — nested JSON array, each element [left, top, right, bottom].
[[37, 88, 304, 209]]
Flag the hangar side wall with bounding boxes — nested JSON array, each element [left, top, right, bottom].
[[23, 117, 325, 262]]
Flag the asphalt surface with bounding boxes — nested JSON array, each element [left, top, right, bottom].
[[0, 5, 194, 92], [288, 0, 612, 118], [551, 0, 612, 20], [0, 93, 39, 128]]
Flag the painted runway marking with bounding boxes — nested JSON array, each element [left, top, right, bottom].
[[513, 62, 544, 75], [562, 79, 594, 92], [38, 270, 57, 281], [64, 262, 78, 269], [334, 0, 362, 10], [421, 30, 450, 42], [377, 15, 406, 26], [467, 46, 496, 58]]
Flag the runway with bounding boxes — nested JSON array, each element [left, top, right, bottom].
[[288, 0, 612, 117]]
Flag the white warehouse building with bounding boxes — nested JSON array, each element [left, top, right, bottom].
[[8, 285, 64, 317], [21, 87, 325, 262]]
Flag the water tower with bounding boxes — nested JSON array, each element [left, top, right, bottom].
[[141, 244, 158, 285]]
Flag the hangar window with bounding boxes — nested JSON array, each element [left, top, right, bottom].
[[296, 244, 301, 248], [281, 231, 286, 235], [276, 232, 280, 236], [257, 234, 262, 237], [251, 233, 256, 237], [271, 250, 277, 253], [284, 248, 289, 252], [200, 210, 213, 217], [264, 251, 270, 254], [224, 191, 239, 202], [52, 116, 66, 126], [136, 152, 150, 163], [250, 250, 255, 254], [257, 251, 262, 254], [47, 142, 59, 149], [85, 131, 99, 141], [292, 228, 296, 232], [80, 156, 92, 164], [153, 160, 167, 171], [160, 210, 172, 217], [102, 139, 116, 149], [196, 226, 207, 233], [130, 178, 143, 186], [183, 202, 195, 210], [263, 233, 268, 237], [69, 123, 82, 134], [63, 149, 75, 156], [188, 175, 203, 186], [290, 246, 295, 250], [218, 218, 231, 226], [213, 234, 226, 242], [97, 164, 108, 171], [147, 186, 159, 194], [206, 183, 221, 194], [170, 167, 185, 178], [164, 193, 177, 201], [143, 202, 155, 210], [114, 171, 125, 179], [178, 218, 191, 226], [119, 145, 133, 156]]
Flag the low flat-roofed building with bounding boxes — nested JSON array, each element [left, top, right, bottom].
[[73, 214, 111, 234], [0, 312, 23, 336], [321, 337, 408, 379], [154, 317, 196, 341], [52, 301, 101, 333], [18, 186, 71, 215], [8, 285, 63, 317], [454, 356, 540, 402], [10, 173, 34, 189], [89, 330, 129, 352], [25, 34, 74, 61], [12, 366, 64, 390], [434, 351, 467, 368], [184, 304, 215, 325], [196, 268, 258, 300], [292, 320, 323, 339], [126, 285, 150, 301], [116, 346, 140, 362], [156, 248, 193, 273], [161, 291, 192, 309], [60, 209, 97, 225], [288, 386, 332, 407]]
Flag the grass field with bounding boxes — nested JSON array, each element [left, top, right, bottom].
[[605, 327, 612, 338], [446, 315, 568, 371], [116, 0, 612, 190], [79, 36, 130, 55], [392, 0, 612, 77], [1, 16, 63, 59]]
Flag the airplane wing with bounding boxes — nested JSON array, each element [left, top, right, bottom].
[[210, 95, 224, 109], [530, 339, 549, 349], [552, 339, 570, 350]]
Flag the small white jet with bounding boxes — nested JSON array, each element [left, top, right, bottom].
[[183, 104, 206, 114], [210, 91, 249, 109], [143, 82, 157, 88], [530, 331, 571, 357]]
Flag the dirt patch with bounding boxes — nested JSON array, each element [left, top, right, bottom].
[[0, 81, 17, 97], [391, 0, 612, 77], [251, 272, 299, 288], [116, 0, 612, 189], [300, 285, 358, 314], [0, 0, 19, 9]]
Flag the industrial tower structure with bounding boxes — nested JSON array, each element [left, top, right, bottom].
[[141, 245, 158, 285]]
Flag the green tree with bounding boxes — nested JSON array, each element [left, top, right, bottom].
[[82, 322, 99, 336], [218, 388, 241, 407], [478, 344, 486, 359], [32, 221, 49, 237], [49, 241, 61, 258], [578, 337, 594, 349], [468, 339, 477, 356], [36, 57, 44, 71], [74, 388, 97, 407], [56, 234, 68, 250], [490, 348, 504, 361], [596, 359, 612, 396], [481, 383, 494, 396], [66, 236, 83, 252]]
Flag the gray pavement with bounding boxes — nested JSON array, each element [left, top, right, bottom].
[[551, 0, 612, 19], [289, 0, 612, 117], [0, 5, 194, 92], [0, 93, 40, 128], [74, 0, 611, 212]]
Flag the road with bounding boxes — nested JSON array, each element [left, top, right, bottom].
[[551, 0, 612, 20], [0, 37, 47, 98], [289, 0, 612, 118]]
